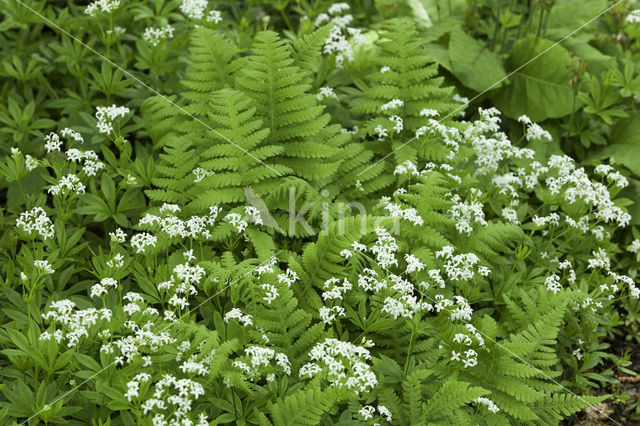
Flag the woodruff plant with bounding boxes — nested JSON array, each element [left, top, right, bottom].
[[0, 3, 639, 426]]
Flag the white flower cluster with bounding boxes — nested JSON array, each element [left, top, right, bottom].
[[136, 374, 208, 426], [130, 232, 157, 254], [95, 104, 131, 135], [374, 124, 388, 140], [299, 338, 378, 394], [137, 204, 223, 241], [224, 308, 253, 326], [34, 259, 55, 275], [322, 277, 352, 301], [475, 397, 500, 413], [40, 299, 112, 347], [180, 0, 208, 20], [66, 147, 105, 176], [319, 305, 346, 324], [157, 259, 205, 312], [587, 248, 611, 270], [255, 256, 278, 276], [109, 227, 127, 243], [143, 25, 174, 47], [206, 10, 223, 23], [48, 174, 86, 197], [594, 164, 628, 189], [90, 277, 119, 298], [370, 227, 399, 269], [448, 189, 487, 235], [382, 198, 424, 226], [16, 207, 54, 240], [545, 274, 562, 294], [450, 324, 484, 368], [546, 155, 631, 227], [405, 254, 425, 274], [450, 348, 477, 368], [192, 167, 214, 183], [359, 405, 392, 422], [317, 86, 338, 101], [380, 99, 403, 113], [381, 275, 433, 319], [102, 317, 175, 365], [316, 3, 366, 68], [627, 9, 640, 23], [436, 246, 488, 282], [261, 284, 279, 305], [517, 115, 552, 142], [464, 108, 535, 176], [418, 118, 461, 159], [233, 346, 291, 380], [85, 0, 120, 16], [10, 147, 38, 171], [393, 160, 421, 177], [628, 239, 640, 254], [388, 115, 403, 133]]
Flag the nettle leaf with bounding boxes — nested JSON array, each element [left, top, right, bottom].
[[492, 35, 574, 121], [448, 29, 507, 93]]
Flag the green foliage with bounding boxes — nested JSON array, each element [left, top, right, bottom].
[[1, 0, 639, 425]]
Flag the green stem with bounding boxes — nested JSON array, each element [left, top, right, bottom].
[[491, 0, 503, 51], [403, 325, 416, 379], [536, 7, 545, 38], [279, 8, 293, 31]]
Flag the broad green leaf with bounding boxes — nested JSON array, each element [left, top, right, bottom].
[[547, 0, 607, 39], [492, 35, 574, 121], [448, 29, 507, 92], [589, 112, 640, 176]]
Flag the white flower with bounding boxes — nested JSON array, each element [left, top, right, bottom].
[[317, 87, 338, 101], [475, 397, 500, 413], [419, 108, 439, 118], [95, 105, 130, 135], [109, 228, 127, 244], [378, 405, 392, 422], [143, 25, 174, 47], [261, 284, 279, 304], [628, 239, 640, 254], [380, 99, 403, 113], [44, 132, 63, 153], [545, 274, 562, 294], [328, 3, 350, 15], [180, 0, 208, 20], [206, 9, 222, 23], [16, 207, 54, 240], [374, 125, 388, 140], [192, 167, 213, 183], [404, 254, 425, 274], [300, 338, 377, 394], [48, 174, 85, 196], [225, 213, 248, 232], [130, 232, 157, 254], [90, 284, 107, 298], [388, 115, 403, 133], [34, 260, 55, 275], [627, 9, 640, 24], [587, 248, 610, 270], [359, 406, 375, 421], [224, 308, 253, 326], [244, 206, 263, 225], [85, 0, 120, 16]]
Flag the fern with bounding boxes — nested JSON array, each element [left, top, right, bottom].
[[351, 18, 459, 166]]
